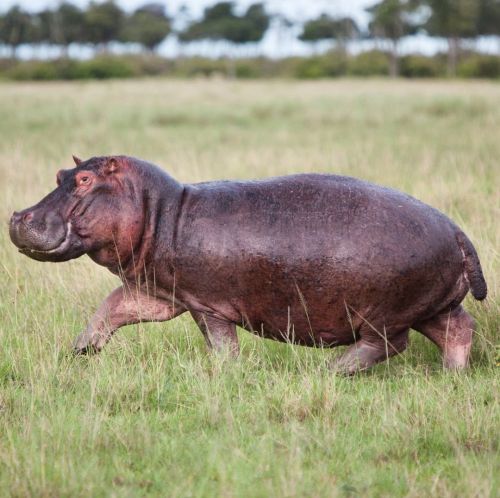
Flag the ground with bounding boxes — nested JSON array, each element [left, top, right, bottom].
[[0, 79, 498, 497]]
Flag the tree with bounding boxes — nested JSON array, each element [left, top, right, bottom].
[[299, 14, 359, 55], [0, 6, 33, 58], [242, 4, 270, 43], [56, 2, 86, 51], [121, 3, 171, 52], [179, 1, 269, 71], [179, 2, 269, 45], [421, 0, 479, 76], [179, 2, 230, 43], [300, 14, 337, 46], [30, 8, 54, 46], [366, 0, 419, 77], [32, 3, 85, 55], [477, 0, 500, 37], [84, 0, 125, 50]]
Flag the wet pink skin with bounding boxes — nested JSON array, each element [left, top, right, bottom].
[[9, 155, 487, 373]]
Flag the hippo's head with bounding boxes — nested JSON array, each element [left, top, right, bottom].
[[9, 156, 146, 267]]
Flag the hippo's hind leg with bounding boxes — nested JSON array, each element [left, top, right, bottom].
[[413, 305, 474, 369], [332, 327, 409, 375], [190, 311, 239, 358]]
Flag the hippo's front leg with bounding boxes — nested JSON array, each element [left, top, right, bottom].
[[73, 286, 184, 354]]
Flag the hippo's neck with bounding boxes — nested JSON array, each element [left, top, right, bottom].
[[113, 167, 185, 290]]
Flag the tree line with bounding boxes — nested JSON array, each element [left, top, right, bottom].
[[0, 0, 499, 77]]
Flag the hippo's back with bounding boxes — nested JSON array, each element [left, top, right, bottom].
[[181, 173, 459, 263]]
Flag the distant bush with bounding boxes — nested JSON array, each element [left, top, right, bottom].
[[131, 54, 171, 76], [400, 55, 442, 78], [295, 52, 347, 79], [7, 60, 60, 80], [171, 57, 227, 77], [1, 51, 499, 81], [458, 55, 500, 79], [172, 57, 270, 79], [70, 57, 136, 79], [347, 50, 390, 76], [4, 56, 136, 80], [234, 60, 261, 78], [0, 58, 16, 75], [295, 56, 328, 79]]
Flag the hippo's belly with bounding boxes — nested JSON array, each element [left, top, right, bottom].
[[237, 313, 357, 347], [174, 230, 466, 348]]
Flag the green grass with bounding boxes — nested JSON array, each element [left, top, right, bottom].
[[0, 79, 498, 497]]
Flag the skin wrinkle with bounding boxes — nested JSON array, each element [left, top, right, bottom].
[[171, 185, 187, 259], [9, 155, 487, 372], [121, 190, 150, 282]]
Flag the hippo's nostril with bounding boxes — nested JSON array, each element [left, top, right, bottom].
[[22, 212, 33, 223]]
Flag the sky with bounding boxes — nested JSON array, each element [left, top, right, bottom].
[[2, 0, 374, 23], [1, 0, 497, 58]]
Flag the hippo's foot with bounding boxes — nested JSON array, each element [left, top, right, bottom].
[[332, 329, 409, 375], [413, 305, 474, 369], [73, 331, 109, 355]]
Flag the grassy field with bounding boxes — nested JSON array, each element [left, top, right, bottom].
[[0, 79, 498, 497]]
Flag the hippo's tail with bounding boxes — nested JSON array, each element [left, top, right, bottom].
[[455, 230, 487, 301]]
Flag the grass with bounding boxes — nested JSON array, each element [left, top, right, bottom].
[[0, 79, 498, 497]]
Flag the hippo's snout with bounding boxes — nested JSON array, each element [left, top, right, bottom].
[[11, 210, 33, 225], [9, 208, 67, 253]]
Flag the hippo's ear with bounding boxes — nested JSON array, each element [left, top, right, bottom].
[[72, 155, 82, 166], [103, 157, 119, 175]]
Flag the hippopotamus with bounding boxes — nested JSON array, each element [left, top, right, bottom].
[[9, 155, 487, 373]]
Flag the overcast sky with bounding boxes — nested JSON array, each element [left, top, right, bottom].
[[2, 0, 374, 23]]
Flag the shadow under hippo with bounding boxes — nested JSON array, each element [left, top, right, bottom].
[[9, 155, 487, 374]]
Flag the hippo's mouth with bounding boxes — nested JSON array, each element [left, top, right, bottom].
[[19, 223, 73, 257]]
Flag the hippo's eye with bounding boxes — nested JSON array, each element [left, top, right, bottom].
[[75, 172, 93, 189]]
